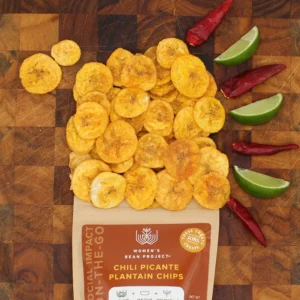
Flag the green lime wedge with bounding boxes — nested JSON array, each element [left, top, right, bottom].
[[230, 93, 283, 125], [233, 165, 290, 198], [214, 26, 260, 66]]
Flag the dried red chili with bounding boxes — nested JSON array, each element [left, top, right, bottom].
[[186, 0, 234, 47], [227, 197, 267, 247], [233, 141, 299, 156], [220, 64, 286, 98]]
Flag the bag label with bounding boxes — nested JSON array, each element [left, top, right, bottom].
[[82, 223, 211, 300]]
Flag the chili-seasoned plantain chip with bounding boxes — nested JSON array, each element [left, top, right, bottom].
[[75, 62, 113, 96], [135, 133, 168, 168], [202, 71, 217, 98], [73, 84, 80, 101], [106, 48, 134, 87], [72, 159, 111, 202], [110, 157, 134, 174], [20, 53, 62, 94], [106, 87, 121, 102], [69, 152, 91, 171], [150, 81, 175, 97], [156, 38, 189, 69], [114, 88, 150, 118], [121, 54, 157, 91], [174, 107, 209, 141], [194, 137, 216, 149], [66, 116, 95, 154], [51, 40, 81, 66], [77, 91, 111, 114], [144, 100, 174, 136], [96, 120, 138, 163], [187, 163, 208, 185], [144, 46, 171, 86], [194, 97, 225, 133], [164, 139, 201, 180], [155, 170, 193, 210], [171, 54, 209, 98], [194, 172, 230, 209], [171, 93, 198, 114], [150, 89, 178, 103], [90, 172, 126, 208], [73, 102, 109, 139], [199, 146, 229, 177], [124, 166, 158, 210]]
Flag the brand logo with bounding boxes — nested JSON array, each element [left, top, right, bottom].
[[116, 290, 127, 298], [136, 228, 158, 245]]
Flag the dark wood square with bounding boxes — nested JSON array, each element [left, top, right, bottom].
[[0, 1, 20, 13], [14, 127, 55, 166], [98, 15, 137, 52], [137, 0, 175, 15], [213, 285, 252, 300], [0, 15, 20, 51], [20, 0, 59, 13], [0, 127, 14, 166], [0, 205, 13, 243], [0, 90, 17, 126], [53, 166, 73, 205], [253, 0, 291, 18], [14, 205, 53, 243], [291, 0, 300, 18], [60, 0, 98, 14], [0, 166, 14, 205], [98, 0, 138, 15], [54, 127, 69, 166], [0, 244, 13, 282], [0, 51, 20, 89], [56, 90, 76, 127], [53, 205, 72, 244], [53, 244, 72, 283]]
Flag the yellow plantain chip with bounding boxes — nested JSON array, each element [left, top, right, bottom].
[[135, 133, 168, 168], [51, 40, 81, 66], [114, 88, 150, 118], [164, 139, 201, 180], [202, 71, 217, 98], [156, 170, 193, 210], [90, 172, 126, 208], [194, 137, 216, 149], [171, 93, 197, 114], [106, 87, 121, 102], [193, 172, 230, 209], [106, 48, 134, 86], [75, 62, 113, 96], [72, 159, 111, 202], [174, 107, 210, 141], [96, 120, 138, 163], [124, 166, 158, 210], [147, 200, 161, 209], [69, 152, 91, 170], [156, 38, 189, 69], [20, 53, 62, 94], [110, 157, 134, 174], [77, 91, 111, 114], [89, 144, 102, 160], [73, 102, 109, 139], [187, 163, 208, 185], [121, 54, 157, 91], [144, 46, 171, 86], [171, 54, 209, 98], [144, 100, 174, 136], [194, 97, 225, 133], [73, 84, 79, 101], [199, 146, 229, 177], [150, 89, 178, 103], [66, 116, 95, 154], [150, 81, 175, 97]]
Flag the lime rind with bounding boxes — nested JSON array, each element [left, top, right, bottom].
[[214, 26, 260, 66], [230, 93, 283, 125], [233, 165, 290, 198]]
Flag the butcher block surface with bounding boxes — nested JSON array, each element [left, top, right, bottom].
[[0, 0, 300, 299]]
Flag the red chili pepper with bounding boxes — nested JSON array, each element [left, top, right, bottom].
[[233, 141, 299, 156], [220, 64, 286, 98], [227, 197, 267, 247], [186, 0, 234, 47]]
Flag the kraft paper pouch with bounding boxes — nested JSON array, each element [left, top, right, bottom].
[[72, 198, 219, 300]]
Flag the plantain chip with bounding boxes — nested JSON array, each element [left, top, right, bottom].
[[51, 39, 81, 66], [77, 91, 111, 114], [69, 152, 91, 171], [171, 93, 197, 114], [110, 157, 134, 174], [202, 71, 217, 98]]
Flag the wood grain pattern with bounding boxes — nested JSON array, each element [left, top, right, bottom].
[[0, 1, 299, 299]]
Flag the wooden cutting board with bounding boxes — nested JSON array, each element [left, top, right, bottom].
[[0, 0, 299, 299]]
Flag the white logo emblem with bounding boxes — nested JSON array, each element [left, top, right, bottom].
[[136, 228, 158, 245]]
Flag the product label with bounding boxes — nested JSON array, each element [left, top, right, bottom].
[[82, 223, 211, 300]]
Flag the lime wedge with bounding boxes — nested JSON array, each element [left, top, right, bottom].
[[214, 26, 260, 66], [233, 165, 290, 198], [230, 93, 283, 125]]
